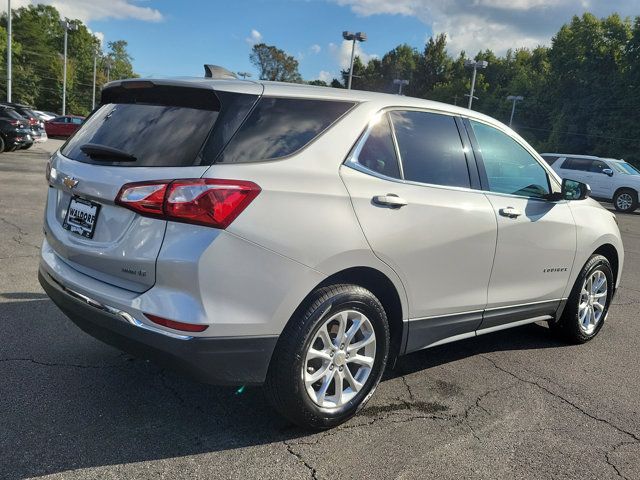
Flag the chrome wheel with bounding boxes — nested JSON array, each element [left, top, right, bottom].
[[616, 192, 633, 211], [303, 310, 376, 409], [578, 270, 608, 335]]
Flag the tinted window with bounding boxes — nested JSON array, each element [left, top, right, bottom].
[[541, 155, 561, 166], [218, 98, 354, 163], [390, 111, 470, 188], [352, 114, 400, 178], [471, 120, 550, 198], [71, 117, 83, 125], [62, 86, 224, 167], [590, 160, 609, 174], [53, 117, 68, 123], [561, 158, 593, 171]]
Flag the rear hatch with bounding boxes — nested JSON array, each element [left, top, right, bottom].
[[45, 79, 262, 292]]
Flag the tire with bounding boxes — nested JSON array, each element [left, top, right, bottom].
[[613, 188, 638, 213], [550, 254, 613, 344], [0, 136, 5, 153], [265, 284, 390, 429]]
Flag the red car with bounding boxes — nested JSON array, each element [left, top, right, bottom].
[[44, 115, 85, 137]]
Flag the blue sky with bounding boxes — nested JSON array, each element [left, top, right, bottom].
[[10, 0, 640, 82], [88, 0, 431, 82]]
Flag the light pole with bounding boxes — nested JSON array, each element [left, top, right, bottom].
[[393, 79, 409, 95], [105, 57, 113, 83], [342, 31, 366, 90], [60, 19, 77, 115], [237, 72, 252, 79], [91, 48, 99, 110], [507, 95, 524, 127], [464, 60, 488, 110], [6, 0, 11, 102]]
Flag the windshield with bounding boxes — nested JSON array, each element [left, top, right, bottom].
[[611, 161, 640, 175]]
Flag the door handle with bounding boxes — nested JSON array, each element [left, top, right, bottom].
[[372, 194, 408, 208], [499, 206, 522, 218]]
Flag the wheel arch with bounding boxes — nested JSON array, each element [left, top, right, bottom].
[[301, 266, 407, 360], [593, 243, 620, 288], [613, 186, 638, 200]]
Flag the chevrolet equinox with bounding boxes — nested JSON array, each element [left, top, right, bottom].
[[39, 69, 624, 429]]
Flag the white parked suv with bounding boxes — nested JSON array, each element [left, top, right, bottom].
[[543, 153, 640, 213], [39, 70, 623, 429]]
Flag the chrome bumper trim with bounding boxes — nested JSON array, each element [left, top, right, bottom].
[[46, 272, 193, 341]]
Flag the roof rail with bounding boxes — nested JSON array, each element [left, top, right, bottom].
[[203, 65, 238, 80]]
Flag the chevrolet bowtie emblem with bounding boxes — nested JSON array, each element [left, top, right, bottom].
[[63, 176, 79, 189]]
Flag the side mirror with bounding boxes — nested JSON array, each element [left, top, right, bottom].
[[562, 178, 591, 201], [602, 168, 614, 177]]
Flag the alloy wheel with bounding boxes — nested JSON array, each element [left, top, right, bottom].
[[578, 269, 608, 335]]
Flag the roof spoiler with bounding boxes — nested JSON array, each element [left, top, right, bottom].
[[204, 65, 238, 79]]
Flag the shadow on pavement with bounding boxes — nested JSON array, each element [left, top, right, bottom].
[[0, 297, 567, 478]]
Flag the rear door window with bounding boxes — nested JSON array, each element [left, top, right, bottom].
[[389, 110, 470, 188], [217, 97, 354, 163], [351, 114, 401, 178], [561, 158, 593, 171]]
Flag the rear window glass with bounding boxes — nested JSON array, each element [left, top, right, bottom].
[[541, 155, 560, 165], [62, 85, 225, 167], [217, 97, 355, 163], [352, 114, 401, 178], [561, 158, 593, 171]]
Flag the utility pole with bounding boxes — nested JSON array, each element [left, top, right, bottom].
[[464, 60, 488, 110], [507, 95, 524, 127], [342, 31, 367, 90], [6, 0, 11, 102], [91, 49, 98, 110], [105, 57, 113, 83], [453, 94, 459, 106], [60, 19, 77, 115]]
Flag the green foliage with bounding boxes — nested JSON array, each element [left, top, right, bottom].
[[0, 4, 136, 115], [250, 43, 302, 83], [329, 13, 640, 165]]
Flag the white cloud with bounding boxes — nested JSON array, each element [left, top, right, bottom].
[[319, 70, 333, 83], [245, 29, 263, 45], [3, 0, 164, 22], [310, 44, 322, 54], [331, 0, 640, 55], [329, 40, 378, 69]]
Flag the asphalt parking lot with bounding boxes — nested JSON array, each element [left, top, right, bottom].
[[1, 141, 639, 480]]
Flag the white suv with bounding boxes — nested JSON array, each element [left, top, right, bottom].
[[543, 153, 640, 213], [40, 71, 623, 429]]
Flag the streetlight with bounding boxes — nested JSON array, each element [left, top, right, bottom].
[[507, 95, 524, 127], [393, 79, 409, 95], [342, 31, 366, 90], [60, 19, 78, 115], [6, 0, 11, 102], [237, 72, 252, 80], [104, 57, 113, 83], [464, 59, 488, 110]]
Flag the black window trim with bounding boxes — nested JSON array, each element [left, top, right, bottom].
[[346, 106, 484, 194], [215, 95, 359, 164], [462, 116, 561, 202]]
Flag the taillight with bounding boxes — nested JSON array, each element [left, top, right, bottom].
[[145, 313, 208, 332], [9, 120, 19, 126], [115, 178, 260, 229]]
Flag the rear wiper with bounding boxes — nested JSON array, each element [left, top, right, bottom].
[[80, 143, 137, 162]]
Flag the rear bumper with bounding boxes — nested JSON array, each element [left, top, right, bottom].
[[39, 268, 278, 385]]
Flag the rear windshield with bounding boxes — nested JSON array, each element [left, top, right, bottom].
[[62, 85, 224, 167], [217, 97, 355, 163], [0, 108, 23, 120]]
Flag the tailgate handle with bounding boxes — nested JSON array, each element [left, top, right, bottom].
[[373, 194, 408, 209]]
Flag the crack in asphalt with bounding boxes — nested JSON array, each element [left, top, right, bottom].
[[283, 440, 319, 479], [605, 441, 635, 480], [0, 215, 41, 251], [0, 357, 124, 369], [479, 354, 639, 479]]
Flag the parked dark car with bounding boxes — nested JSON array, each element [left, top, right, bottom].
[[0, 102, 47, 144], [44, 115, 84, 137], [0, 106, 33, 152]]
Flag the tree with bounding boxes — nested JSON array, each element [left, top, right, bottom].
[[249, 43, 302, 83], [0, 4, 136, 115]]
